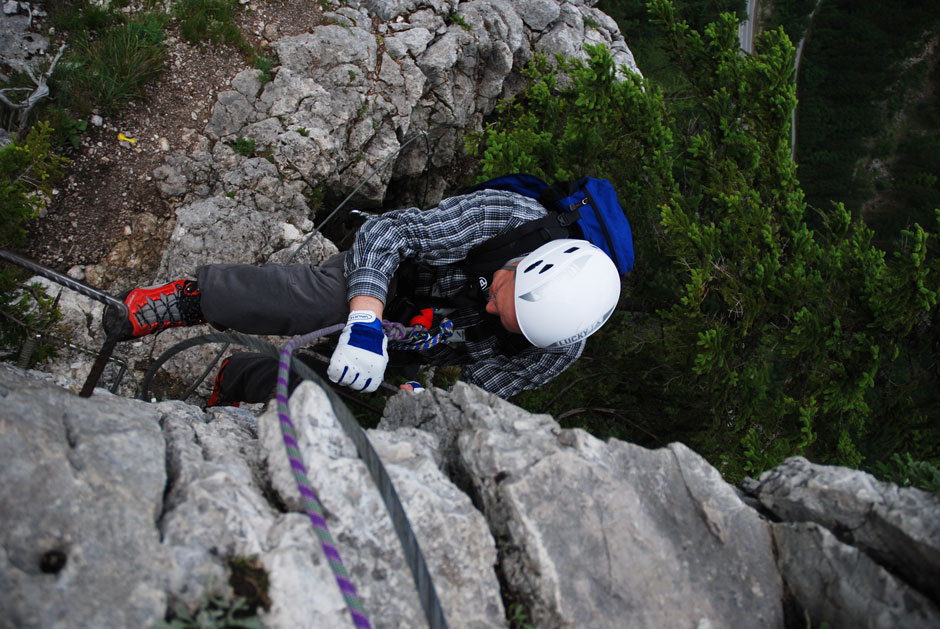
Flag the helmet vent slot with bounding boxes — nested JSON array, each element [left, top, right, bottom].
[[524, 260, 543, 273], [564, 246, 580, 253], [538, 264, 554, 274]]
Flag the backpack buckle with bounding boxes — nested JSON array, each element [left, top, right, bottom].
[[567, 197, 589, 212], [557, 209, 581, 227]]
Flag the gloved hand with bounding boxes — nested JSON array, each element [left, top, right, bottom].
[[401, 381, 426, 393], [327, 310, 388, 393]]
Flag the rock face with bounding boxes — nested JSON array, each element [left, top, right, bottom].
[[0, 364, 503, 628], [0, 1, 48, 80], [151, 0, 639, 281], [754, 457, 940, 628], [2, 363, 938, 628], [381, 386, 785, 628]]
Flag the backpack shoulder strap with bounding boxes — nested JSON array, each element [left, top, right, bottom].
[[466, 211, 578, 278]]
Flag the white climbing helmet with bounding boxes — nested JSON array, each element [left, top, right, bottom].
[[513, 239, 621, 348]]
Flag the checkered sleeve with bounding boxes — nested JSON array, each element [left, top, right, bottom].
[[460, 341, 585, 399], [344, 189, 546, 303]]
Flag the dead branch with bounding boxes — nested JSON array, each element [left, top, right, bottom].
[[555, 406, 662, 442], [0, 43, 67, 138]]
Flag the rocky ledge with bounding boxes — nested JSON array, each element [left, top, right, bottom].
[[1, 362, 938, 628]]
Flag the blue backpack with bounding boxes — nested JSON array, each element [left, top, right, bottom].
[[464, 174, 635, 276]]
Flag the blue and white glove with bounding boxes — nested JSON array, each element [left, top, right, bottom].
[[405, 381, 426, 393], [327, 310, 388, 393]]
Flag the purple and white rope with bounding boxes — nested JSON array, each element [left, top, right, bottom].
[[275, 324, 370, 629]]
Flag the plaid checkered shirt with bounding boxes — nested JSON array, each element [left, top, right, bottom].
[[345, 188, 584, 399]]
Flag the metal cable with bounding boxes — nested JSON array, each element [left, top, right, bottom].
[[0, 248, 127, 315]]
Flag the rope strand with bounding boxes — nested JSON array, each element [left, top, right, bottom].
[[276, 326, 372, 629]]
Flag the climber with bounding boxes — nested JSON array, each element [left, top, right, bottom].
[[103, 188, 622, 401]]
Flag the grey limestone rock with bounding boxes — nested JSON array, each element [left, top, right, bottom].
[[773, 521, 940, 628], [514, 0, 561, 31], [755, 456, 940, 602], [0, 364, 169, 628], [381, 382, 785, 628], [205, 90, 258, 140], [258, 381, 505, 627], [4, 364, 938, 628], [0, 365, 506, 628], [151, 0, 641, 264]]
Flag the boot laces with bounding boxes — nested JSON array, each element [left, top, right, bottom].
[[134, 291, 184, 329]]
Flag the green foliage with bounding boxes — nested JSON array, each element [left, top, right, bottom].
[[0, 122, 66, 364], [0, 274, 63, 366], [174, 0, 276, 77], [872, 453, 940, 493], [44, 109, 88, 150], [0, 122, 68, 247], [175, 0, 261, 61], [233, 137, 256, 157], [445, 11, 472, 31], [159, 557, 269, 629], [158, 591, 265, 629], [484, 1, 940, 482], [253, 55, 276, 84], [599, 0, 745, 36], [795, 0, 940, 240], [763, 0, 816, 44], [45, 0, 123, 34], [596, 0, 745, 102], [508, 602, 534, 629], [52, 11, 168, 117]]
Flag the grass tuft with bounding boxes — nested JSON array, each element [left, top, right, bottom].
[[52, 12, 168, 116]]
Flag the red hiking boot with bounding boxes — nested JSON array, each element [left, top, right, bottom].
[[104, 279, 205, 341], [206, 357, 240, 408]]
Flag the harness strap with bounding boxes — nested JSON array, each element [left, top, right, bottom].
[[465, 212, 574, 278]]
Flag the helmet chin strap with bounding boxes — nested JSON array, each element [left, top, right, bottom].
[[500, 255, 525, 271]]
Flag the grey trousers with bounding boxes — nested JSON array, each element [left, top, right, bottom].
[[195, 252, 408, 403], [196, 252, 351, 335]]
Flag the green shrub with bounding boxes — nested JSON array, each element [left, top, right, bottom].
[[508, 602, 535, 629], [445, 11, 471, 31], [0, 122, 67, 364], [159, 556, 269, 629], [174, 0, 274, 73], [0, 122, 67, 247], [46, 0, 122, 34], [0, 274, 63, 366], [485, 2, 940, 482], [873, 453, 940, 493], [254, 55, 276, 84], [233, 137, 256, 156], [158, 591, 265, 629]]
